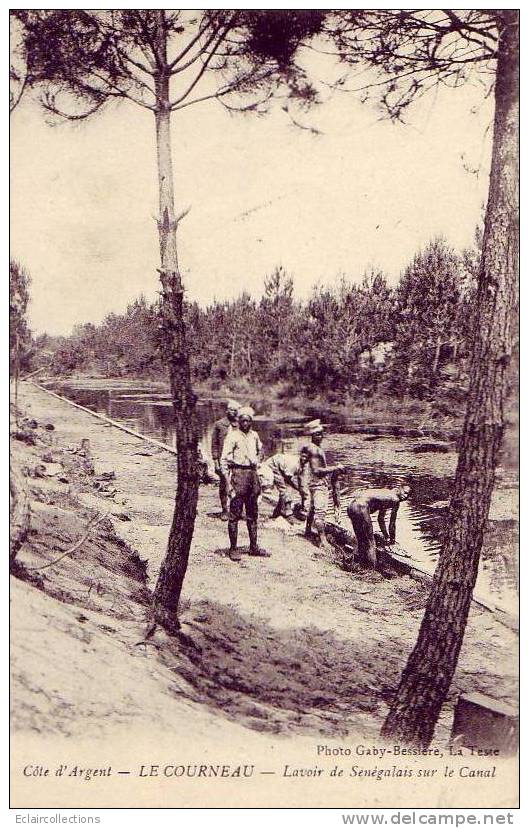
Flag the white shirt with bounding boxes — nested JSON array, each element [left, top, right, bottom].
[[220, 428, 262, 473], [264, 453, 301, 478]]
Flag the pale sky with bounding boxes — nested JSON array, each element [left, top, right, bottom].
[[10, 58, 493, 336]]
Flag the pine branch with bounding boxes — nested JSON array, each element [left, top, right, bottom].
[[167, 11, 225, 72], [169, 22, 235, 107], [41, 93, 107, 121]]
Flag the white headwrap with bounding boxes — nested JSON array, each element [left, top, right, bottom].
[[306, 418, 324, 434]]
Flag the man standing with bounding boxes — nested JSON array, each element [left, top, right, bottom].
[[221, 406, 270, 561], [263, 443, 309, 524], [347, 485, 411, 568], [304, 420, 344, 551], [211, 399, 240, 520]]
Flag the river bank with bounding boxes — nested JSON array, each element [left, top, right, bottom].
[[12, 381, 518, 744]]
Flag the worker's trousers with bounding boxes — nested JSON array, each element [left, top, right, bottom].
[[348, 503, 377, 568]]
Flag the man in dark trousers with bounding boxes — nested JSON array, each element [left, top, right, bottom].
[[211, 399, 240, 520], [221, 406, 270, 562], [347, 485, 411, 568]]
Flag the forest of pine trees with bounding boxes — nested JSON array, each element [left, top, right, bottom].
[[24, 236, 478, 404]]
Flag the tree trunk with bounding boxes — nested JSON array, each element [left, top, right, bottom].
[[230, 334, 236, 377], [10, 461, 30, 566], [14, 332, 20, 424], [246, 341, 252, 374], [430, 336, 442, 382], [381, 12, 518, 747], [151, 12, 200, 634]]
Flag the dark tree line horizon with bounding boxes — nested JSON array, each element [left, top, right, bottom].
[[24, 234, 479, 407]]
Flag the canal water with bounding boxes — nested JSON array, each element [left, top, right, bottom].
[[47, 382, 518, 615]]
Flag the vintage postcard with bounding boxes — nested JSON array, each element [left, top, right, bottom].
[[10, 9, 519, 810]]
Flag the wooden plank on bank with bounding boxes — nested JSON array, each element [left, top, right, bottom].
[[25, 380, 178, 456], [323, 518, 516, 621]]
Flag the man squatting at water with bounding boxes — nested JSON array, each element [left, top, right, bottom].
[[347, 485, 411, 568], [220, 406, 271, 562], [211, 399, 240, 521], [262, 440, 310, 525]]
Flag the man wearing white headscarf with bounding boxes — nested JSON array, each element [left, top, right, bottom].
[[211, 399, 240, 520], [221, 406, 270, 561]]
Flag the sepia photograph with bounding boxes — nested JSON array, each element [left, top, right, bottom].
[[9, 8, 519, 811]]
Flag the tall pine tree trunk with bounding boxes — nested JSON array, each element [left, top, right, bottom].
[[430, 336, 442, 384], [381, 11, 518, 747], [230, 334, 236, 377], [10, 461, 30, 566], [151, 12, 199, 633]]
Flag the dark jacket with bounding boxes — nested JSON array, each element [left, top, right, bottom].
[[211, 416, 233, 461]]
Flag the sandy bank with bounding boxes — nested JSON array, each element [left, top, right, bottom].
[[11, 383, 518, 749]]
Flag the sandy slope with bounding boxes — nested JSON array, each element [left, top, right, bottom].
[[11, 383, 518, 748]]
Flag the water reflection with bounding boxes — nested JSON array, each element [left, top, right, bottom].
[[58, 387, 295, 461]]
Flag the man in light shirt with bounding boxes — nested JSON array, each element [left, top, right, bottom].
[[221, 406, 270, 561], [263, 443, 310, 524]]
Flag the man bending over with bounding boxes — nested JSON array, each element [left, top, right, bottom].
[[347, 485, 411, 568], [263, 444, 310, 524]]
